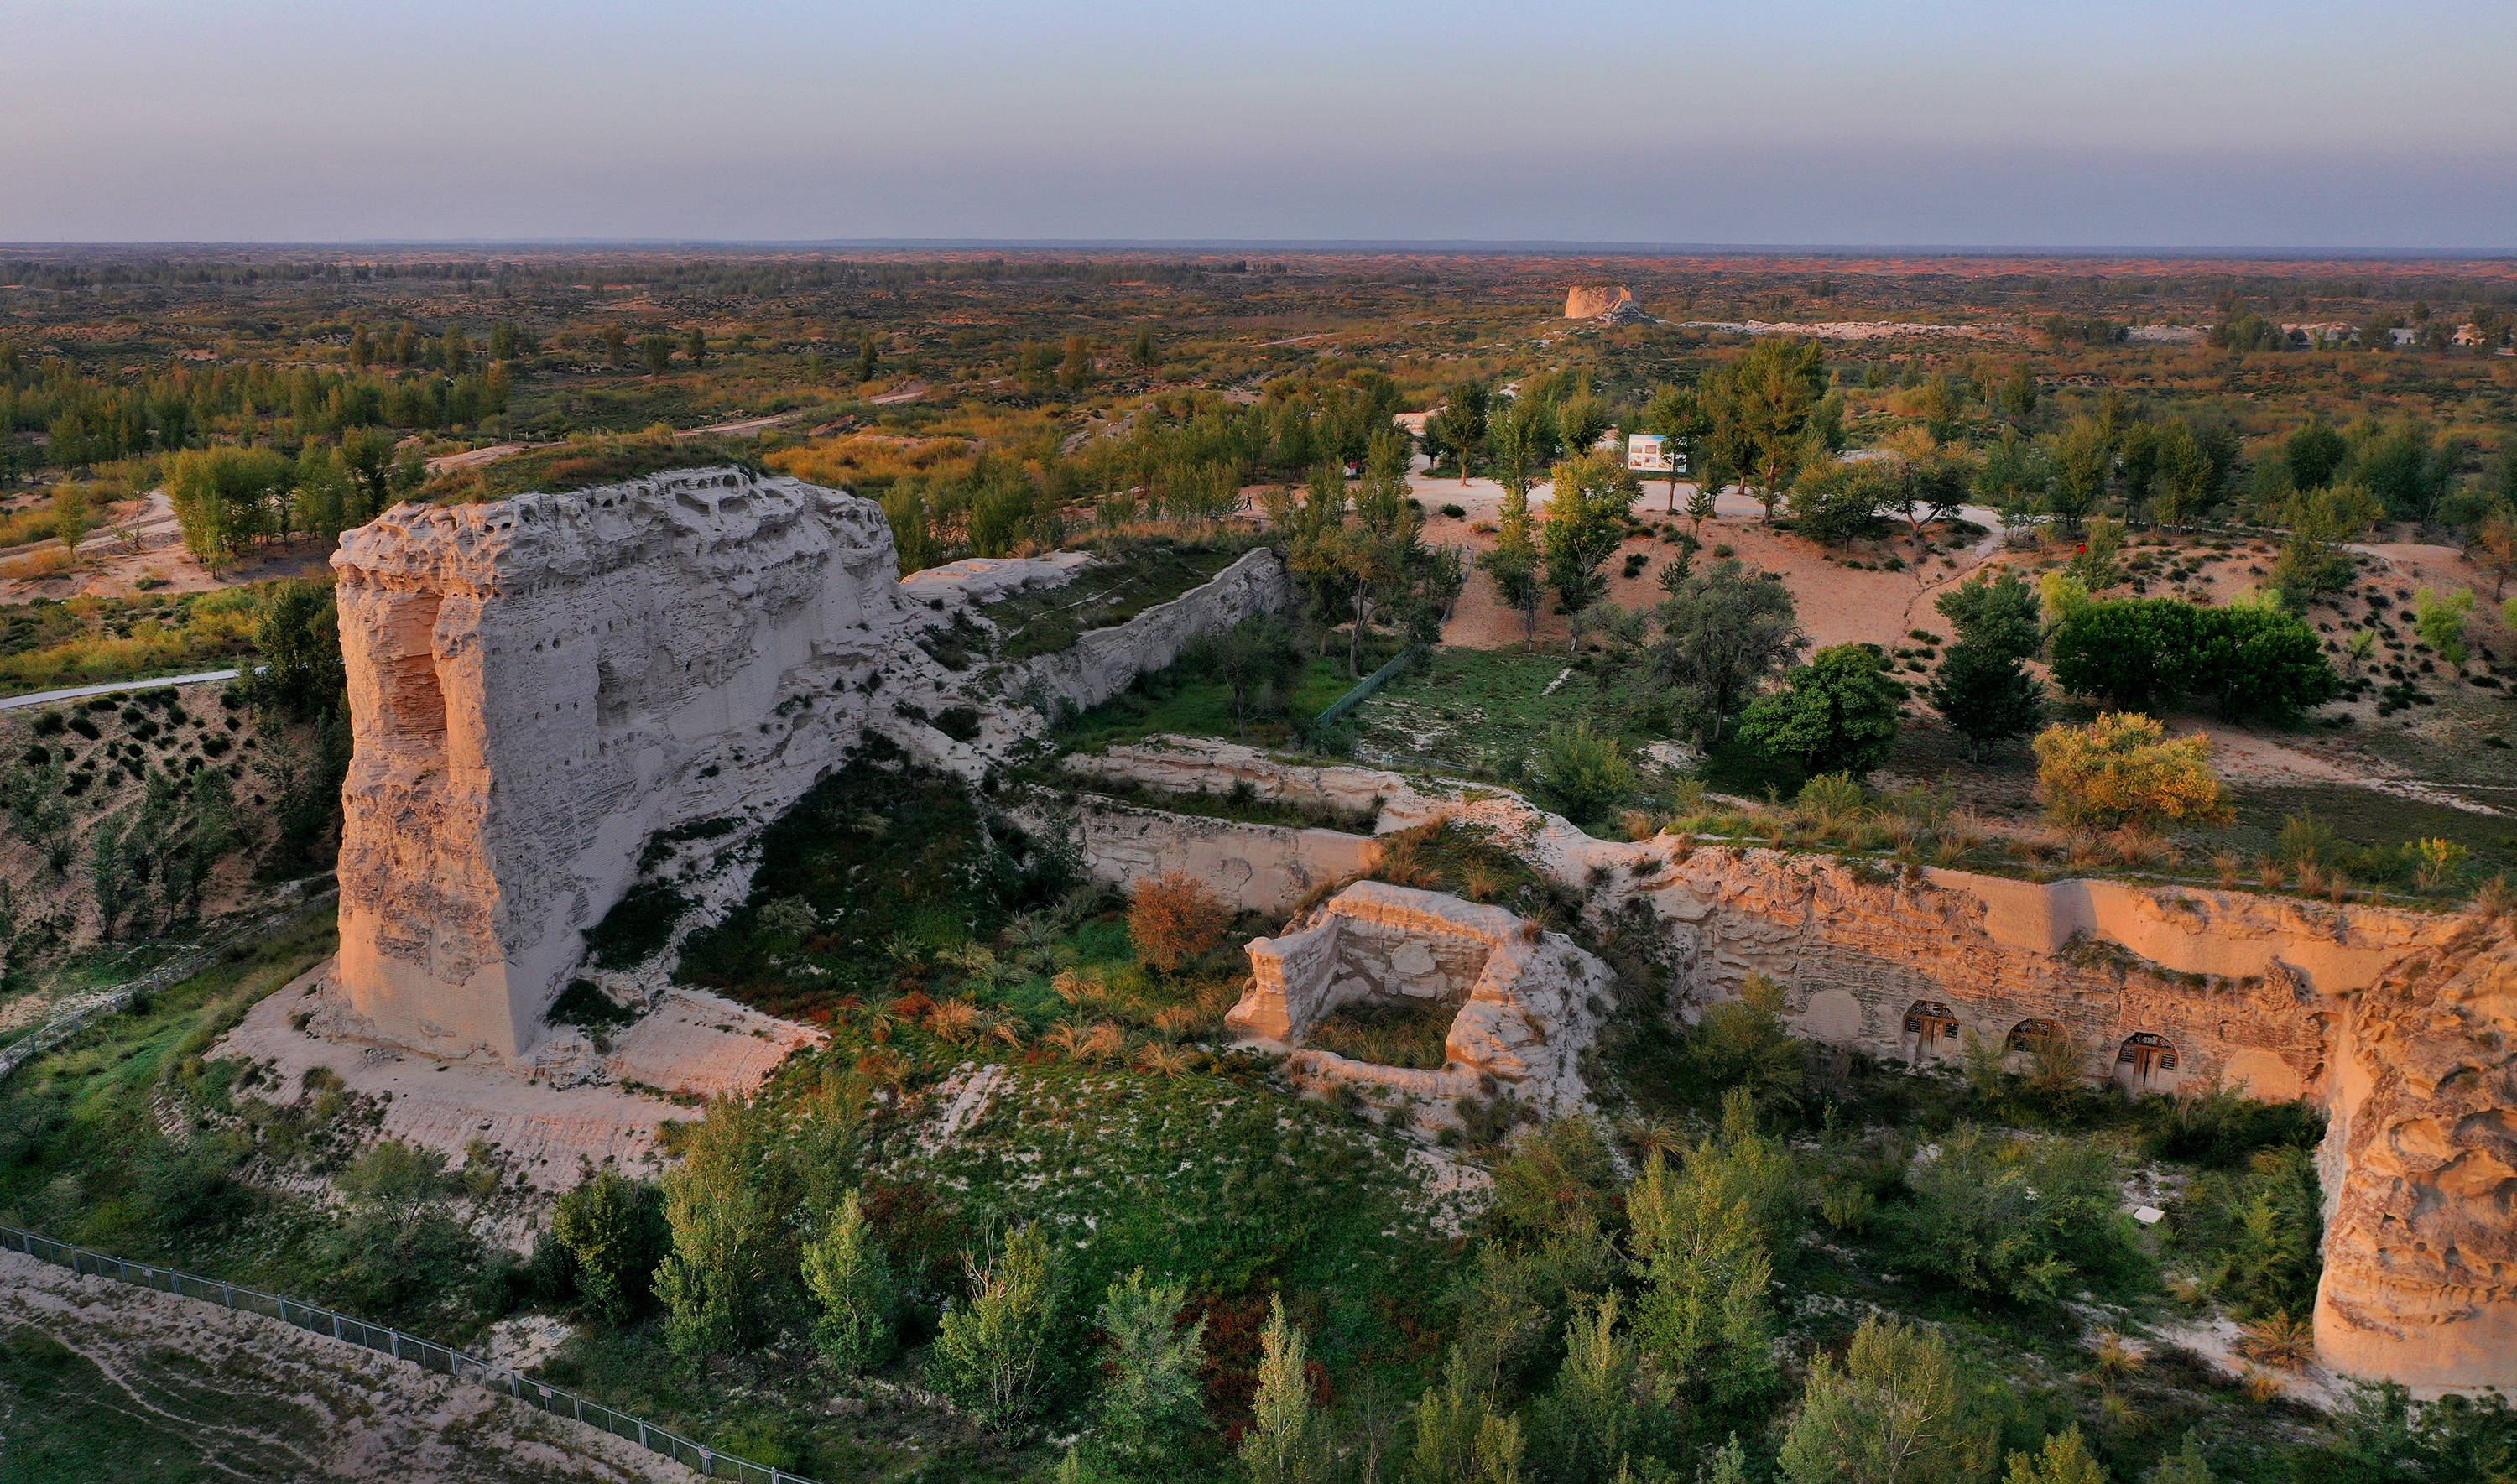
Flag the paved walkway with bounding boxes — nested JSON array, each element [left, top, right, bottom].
[[0, 665, 257, 710]]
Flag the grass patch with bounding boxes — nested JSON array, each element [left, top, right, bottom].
[[1056, 647, 1365, 751], [427, 432, 769, 502], [1305, 996, 1456, 1069], [1346, 644, 1656, 775], [672, 738, 1072, 1021]]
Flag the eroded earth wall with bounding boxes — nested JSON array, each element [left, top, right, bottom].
[[1060, 736, 2513, 1391], [333, 470, 914, 1059]]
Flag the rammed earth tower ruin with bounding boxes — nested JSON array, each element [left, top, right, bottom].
[[331, 470, 912, 1059]]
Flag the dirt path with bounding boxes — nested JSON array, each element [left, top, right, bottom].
[[0, 1249, 695, 1482]]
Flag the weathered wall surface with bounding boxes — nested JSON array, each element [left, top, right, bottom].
[[1053, 795, 1377, 912], [2316, 924, 2517, 1391], [1239, 882, 1613, 1120], [1000, 548, 1295, 715], [333, 470, 919, 1060], [1064, 735, 2511, 1391]]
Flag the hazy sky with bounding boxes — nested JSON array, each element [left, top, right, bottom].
[[6, 0, 2514, 248]]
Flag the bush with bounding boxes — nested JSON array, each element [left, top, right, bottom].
[[2033, 712, 2232, 833], [553, 1169, 670, 1324], [1738, 643, 1905, 780], [1127, 872, 1230, 972], [1533, 717, 1636, 825], [1886, 1123, 2144, 1305]]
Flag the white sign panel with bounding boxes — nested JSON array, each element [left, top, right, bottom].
[[1627, 434, 1682, 475]]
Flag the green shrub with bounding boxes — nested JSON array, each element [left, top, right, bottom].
[[1533, 717, 1635, 825]]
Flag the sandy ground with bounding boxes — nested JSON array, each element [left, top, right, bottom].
[[0, 1248, 695, 1482], [1407, 459, 2007, 655], [216, 964, 821, 1211], [0, 490, 332, 603], [868, 379, 927, 405]]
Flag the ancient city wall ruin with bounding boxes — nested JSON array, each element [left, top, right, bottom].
[[1056, 735, 2515, 1393], [331, 471, 1291, 1061]]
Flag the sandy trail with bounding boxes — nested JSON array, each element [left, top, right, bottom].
[[0, 1248, 695, 1481]]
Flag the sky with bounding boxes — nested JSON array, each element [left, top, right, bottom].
[[4, 0, 2514, 250]]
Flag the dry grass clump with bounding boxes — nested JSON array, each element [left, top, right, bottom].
[[2236, 1312, 2316, 1371], [1128, 873, 1231, 972], [2215, 852, 2243, 889]]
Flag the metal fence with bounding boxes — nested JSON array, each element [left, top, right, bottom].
[[0, 1222, 819, 1484], [0, 889, 339, 1085], [1310, 644, 1421, 732]]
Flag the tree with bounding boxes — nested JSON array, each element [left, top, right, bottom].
[[440, 325, 469, 378], [2146, 1433, 2216, 1484], [2004, 1428, 2108, 1484], [1196, 615, 1307, 735], [1652, 560, 1802, 743], [1541, 453, 1638, 617], [257, 579, 344, 721], [1685, 478, 1718, 539], [1936, 570, 2042, 662], [2414, 587, 2478, 666], [90, 814, 136, 940], [1131, 327, 1157, 367], [1644, 381, 1709, 513], [1704, 338, 1828, 519], [2033, 712, 2231, 833], [1555, 392, 1611, 458], [1931, 643, 2045, 760], [1540, 1293, 1639, 1484], [1128, 873, 1230, 972], [2284, 419, 2348, 491], [1789, 457, 1894, 546], [854, 334, 879, 383], [802, 1188, 897, 1375], [1478, 491, 1545, 643], [2270, 482, 2379, 607], [1430, 380, 1490, 482], [553, 1169, 670, 1325], [1089, 1269, 1208, 1477], [1532, 718, 1635, 825], [640, 333, 674, 376], [338, 1139, 451, 1234], [1488, 398, 1554, 510], [1241, 1296, 1324, 1484], [1627, 1099, 1788, 1411], [930, 1224, 1063, 1433], [655, 1095, 789, 1359], [2152, 419, 2221, 529], [2473, 509, 2517, 601], [4, 758, 76, 874], [168, 445, 294, 564], [683, 326, 707, 367], [1775, 1315, 1997, 1484], [2043, 417, 2112, 530], [1688, 975, 1805, 1113], [1738, 643, 1905, 779]]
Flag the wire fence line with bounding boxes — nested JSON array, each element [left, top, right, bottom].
[[0, 888, 341, 1086], [0, 1222, 820, 1484]]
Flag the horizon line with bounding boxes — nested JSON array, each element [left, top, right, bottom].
[[3, 237, 2514, 261]]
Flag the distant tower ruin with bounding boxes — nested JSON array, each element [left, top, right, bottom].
[[1563, 284, 1636, 319]]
